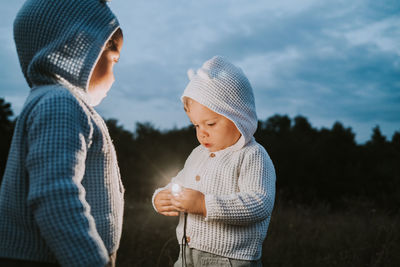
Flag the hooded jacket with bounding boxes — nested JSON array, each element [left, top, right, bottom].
[[153, 56, 276, 260], [0, 1, 124, 266]]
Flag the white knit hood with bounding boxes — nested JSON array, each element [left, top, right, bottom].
[[13, 0, 120, 92], [182, 56, 258, 148]]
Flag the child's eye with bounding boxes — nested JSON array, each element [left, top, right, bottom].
[[207, 123, 216, 127]]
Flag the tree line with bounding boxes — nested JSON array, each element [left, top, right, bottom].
[[1, 98, 399, 212]]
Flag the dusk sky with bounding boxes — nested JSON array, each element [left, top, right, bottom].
[[1, 0, 399, 143]]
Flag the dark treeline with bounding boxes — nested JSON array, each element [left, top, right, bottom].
[[1, 98, 399, 212], [0, 98, 15, 178]]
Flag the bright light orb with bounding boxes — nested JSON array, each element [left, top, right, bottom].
[[171, 183, 182, 196]]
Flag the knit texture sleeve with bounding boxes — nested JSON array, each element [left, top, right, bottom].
[[26, 91, 109, 267], [204, 146, 276, 225]]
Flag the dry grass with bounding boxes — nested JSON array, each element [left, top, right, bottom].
[[116, 199, 400, 267]]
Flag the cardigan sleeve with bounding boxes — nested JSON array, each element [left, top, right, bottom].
[[204, 146, 276, 225], [26, 91, 109, 267]]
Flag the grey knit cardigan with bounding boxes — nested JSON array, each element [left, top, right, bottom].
[[0, 0, 124, 266]]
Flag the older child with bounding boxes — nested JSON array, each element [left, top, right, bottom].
[[153, 56, 276, 266], [0, 0, 124, 266]]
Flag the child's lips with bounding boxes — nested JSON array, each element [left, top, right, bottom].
[[204, 143, 211, 148]]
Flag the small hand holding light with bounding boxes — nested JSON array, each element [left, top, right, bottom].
[[154, 189, 179, 216], [171, 188, 207, 217], [171, 183, 182, 197]]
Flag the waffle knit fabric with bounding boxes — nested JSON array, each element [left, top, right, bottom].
[[182, 56, 258, 148], [152, 56, 276, 260], [0, 1, 124, 266]]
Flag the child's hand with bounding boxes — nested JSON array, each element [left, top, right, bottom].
[[154, 189, 179, 216], [171, 188, 207, 217]]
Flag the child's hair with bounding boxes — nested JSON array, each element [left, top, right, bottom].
[[182, 96, 193, 112], [105, 28, 123, 51]]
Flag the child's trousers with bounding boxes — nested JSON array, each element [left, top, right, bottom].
[[174, 246, 262, 267]]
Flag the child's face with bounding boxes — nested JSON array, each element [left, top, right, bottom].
[[186, 99, 241, 152], [88, 34, 123, 106]]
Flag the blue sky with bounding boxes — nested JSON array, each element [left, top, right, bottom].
[[1, 0, 399, 143]]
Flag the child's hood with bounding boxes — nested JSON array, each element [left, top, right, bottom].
[[182, 56, 258, 148], [13, 0, 120, 92]]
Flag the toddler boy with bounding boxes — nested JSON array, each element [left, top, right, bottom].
[[153, 56, 276, 266]]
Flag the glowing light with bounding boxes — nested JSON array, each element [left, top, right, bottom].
[[171, 183, 182, 196]]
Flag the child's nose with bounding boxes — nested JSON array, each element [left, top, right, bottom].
[[198, 128, 209, 138]]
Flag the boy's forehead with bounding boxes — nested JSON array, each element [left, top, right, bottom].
[[188, 100, 212, 114], [187, 102, 221, 122]]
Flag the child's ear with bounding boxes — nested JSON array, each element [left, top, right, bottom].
[[187, 69, 195, 80]]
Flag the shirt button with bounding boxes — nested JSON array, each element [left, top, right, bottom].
[[210, 153, 215, 158], [195, 175, 200, 181], [186, 236, 191, 243]]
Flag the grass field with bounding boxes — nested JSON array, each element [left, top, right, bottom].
[[116, 198, 400, 267]]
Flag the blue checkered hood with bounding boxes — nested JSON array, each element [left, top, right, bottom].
[[14, 0, 120, 91]]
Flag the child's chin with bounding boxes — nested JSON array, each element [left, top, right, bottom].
[[203, 144, 212, 149], [89, 97, 103, 107], [205, 146, 218, 152], [89, 93, 108, 106]]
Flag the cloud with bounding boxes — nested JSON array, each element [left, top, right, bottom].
[[1, 0, 399, 143], [181, 0, 400, 142]]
